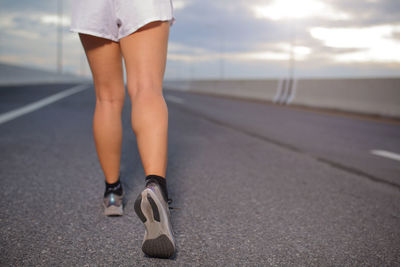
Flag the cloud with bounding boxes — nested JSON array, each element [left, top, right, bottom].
[[310, 24, 400, 62], [0, 0, 399, 79], [251, 0, 352, 21], [172, 0, 187, 10], [0, 4, 84, 74], [41, 15, 70, 26]]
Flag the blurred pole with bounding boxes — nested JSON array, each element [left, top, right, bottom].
[[190, 61, 195, 80], [219, 31, 225, 80], [80, 49, 85, 76], [57, 0, 63, 74], [288, 22, 296, 81], [176, 61, 180, 80], [201, 22, 225, 80]]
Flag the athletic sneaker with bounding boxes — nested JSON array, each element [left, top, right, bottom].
[[103, 184, 124, 216], [134, 175, 175, 258]]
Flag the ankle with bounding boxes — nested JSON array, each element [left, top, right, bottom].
[[145, 174, 169, 202], [105, 176, 123, 197]]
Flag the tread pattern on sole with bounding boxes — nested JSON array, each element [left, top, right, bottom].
[[134, 194, 147, 223], [147, 194, 160, 222], [142, 234, 175, 258]]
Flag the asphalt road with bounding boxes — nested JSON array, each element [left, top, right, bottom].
[[1, 83, 399, 266]]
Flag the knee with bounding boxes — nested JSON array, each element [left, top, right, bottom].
[[127, 79, 163, 101], [95, 83, 125, 108]]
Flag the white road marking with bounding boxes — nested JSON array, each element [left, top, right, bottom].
[[370, 150, 400, 162], [165, 95, 184, 104], [0, 84, 90, 125]]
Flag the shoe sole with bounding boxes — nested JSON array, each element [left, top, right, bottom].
[[103, 204, 123, 216], [134, 188, 175, 258]]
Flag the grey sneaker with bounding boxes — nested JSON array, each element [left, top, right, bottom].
[[134, 181, 175, 258], [103, 191, 124, 216]]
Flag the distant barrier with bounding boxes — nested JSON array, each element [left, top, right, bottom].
[[164, 79, 278, 102], [0, 62, 90, 86], [163, 78, 400, 118]]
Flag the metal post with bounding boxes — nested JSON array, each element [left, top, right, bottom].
[[80, 49, 85, 76], [285, 22, 296, 104], [57, 0, 63, 74], [219, 31, 225, 80], [288, 22, 295, 81]]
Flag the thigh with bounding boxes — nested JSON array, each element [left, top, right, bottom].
[[119, 20, 170, 96], [79, 33, 125, 100]]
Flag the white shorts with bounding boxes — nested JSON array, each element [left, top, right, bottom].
[[69, 0, 176, 42]]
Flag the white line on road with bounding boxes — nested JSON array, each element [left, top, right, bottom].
[[370, 150, 400, 162], [165, 95, 185, 104], [0, 84, 90, 126]]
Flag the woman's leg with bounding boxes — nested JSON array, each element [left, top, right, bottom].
[[119, 21, 170, 178], [122, 21, 175, 257], [79, 34, 125, 184]]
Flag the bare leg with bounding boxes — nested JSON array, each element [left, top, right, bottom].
[[79, 34, 125, 184], [119, 21, 170, 178]]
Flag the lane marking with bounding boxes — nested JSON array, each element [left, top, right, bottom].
[[370, 150, 400, 162], [165, 95, 184, 104], [0, 84, 90, 125]]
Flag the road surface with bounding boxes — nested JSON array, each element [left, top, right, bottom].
[[1, 83, 399, 266]]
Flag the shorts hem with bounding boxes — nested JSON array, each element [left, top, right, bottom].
[[118, 16, 176, 41], [69, 28, 119, 42]]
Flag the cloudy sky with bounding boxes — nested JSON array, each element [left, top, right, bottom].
[[0, 0, 399, 80]]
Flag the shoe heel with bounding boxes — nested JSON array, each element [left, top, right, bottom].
[[142, 234, 175, 258], [104, 205, 123, 216]]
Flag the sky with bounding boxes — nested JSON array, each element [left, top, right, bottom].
[[0, 0, 399, 80]]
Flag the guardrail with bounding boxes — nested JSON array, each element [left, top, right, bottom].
[[163, 78, 400, 118]]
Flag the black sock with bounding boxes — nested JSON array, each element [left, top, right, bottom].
[[145, 174, 169, 203], [104, 178, 123, 197]]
